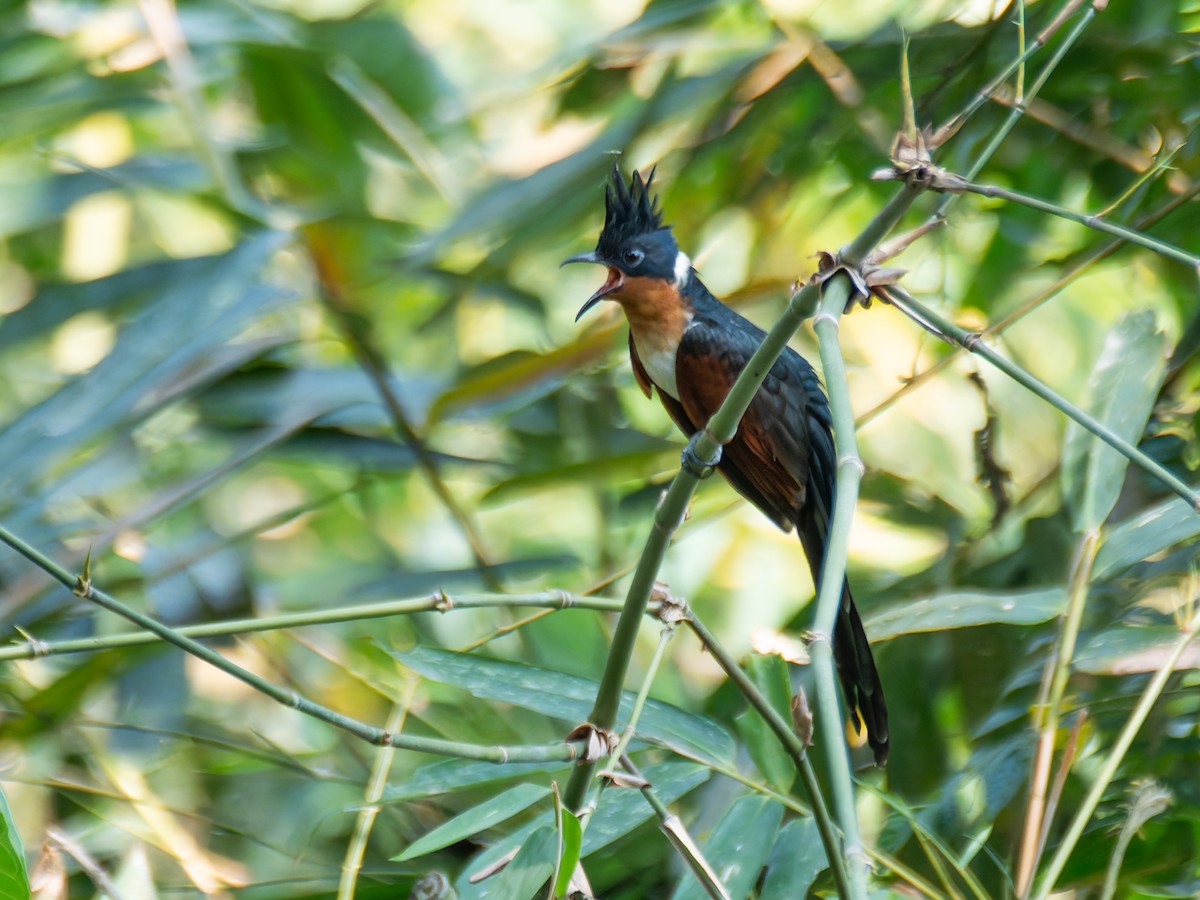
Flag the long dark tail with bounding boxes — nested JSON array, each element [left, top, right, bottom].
[[799, 521, 889, 765], [834, 582, 888, 765]]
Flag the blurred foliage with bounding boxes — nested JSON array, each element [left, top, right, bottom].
[[0, 0, 1198, 896]]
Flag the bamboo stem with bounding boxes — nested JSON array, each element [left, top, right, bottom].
[[0, 522, 577, 764]]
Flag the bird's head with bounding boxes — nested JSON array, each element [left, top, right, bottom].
[[563, 162, 691, 321]]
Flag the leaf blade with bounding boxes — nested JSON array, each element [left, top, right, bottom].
[[394, 782, 551, 861]]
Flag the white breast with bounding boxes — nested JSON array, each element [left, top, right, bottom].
[[632, 322, 692, 401]]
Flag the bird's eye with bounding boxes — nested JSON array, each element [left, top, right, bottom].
[[622, 248, 644, 267]]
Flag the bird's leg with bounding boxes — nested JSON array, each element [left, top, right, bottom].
[[680, 430, 722, 478]]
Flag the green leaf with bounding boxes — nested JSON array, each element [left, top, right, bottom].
[[1074, 626, 1200, 675], [390, 647, 735, 764], [0, 783, 28, 900], [476, 825, 557, 900], [1094, 496, 1200, 581], [552, 806, 582, 899], [394, 782, 551, 861], [761, 818, 827, 900], [1062, 311, 1166, 533], [734, 653, 796, 793], [670, 795, 783, 900], [0, 232, 290, 497], [428, 333, 612, 425], [579, 761, 710, 855], [864, 587, 1067, 641], [458, 762, 710, 893]]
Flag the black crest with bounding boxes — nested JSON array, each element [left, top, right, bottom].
[[597, 162, 669, 259]]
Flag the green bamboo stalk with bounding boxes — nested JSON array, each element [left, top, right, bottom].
[[808, 275, 870, 897], [0, 591, 626, 661], [561, 465, 715, 810], [576, 622, 678, 833], [950, 179, 1200, 268], [1030, 611, 1200, 900], [885, 288, 1200, 511], [0, 522, 577, 764]]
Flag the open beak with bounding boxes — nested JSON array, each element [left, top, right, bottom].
[[561, 251, 623, 321]]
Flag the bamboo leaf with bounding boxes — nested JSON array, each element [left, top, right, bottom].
[[0, 785, 28, 900], [391, 647, 735, 764], [578, 761, 710, 854], [1074, 626, 1200, 675], [865, 587, 1067, 641], [457, 762, 709, 895], [477, 825, 557, 900], [734, 653, 796, 793], [394, 783, 550, 861], [428, 331, 614, 425], [552, 806, 582, 899], [1094, 496, 1200, 581], [670, 795, 783, 900], [384, 759, 569, 803], [761, 818, 827, 900], [1062, 311, 1166, 533]]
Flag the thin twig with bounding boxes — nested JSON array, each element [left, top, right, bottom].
[[0, 590, 625, 661], [0, 521, 578, 763], [577, 619, 678, 836], [859, 180, 1200, 427], [1030, 611, 1200, 899], [885, 288, 1200, 512], [929, 0, 1091, 147], [1015, 531, 1099, 896], [620, 755, 731, 900], [339, 686, 416, 900], [949, 179, 1200, 269]]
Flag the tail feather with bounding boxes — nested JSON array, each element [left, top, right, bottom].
[[835, 583, 889, 765], [799, 519, 889, 765]]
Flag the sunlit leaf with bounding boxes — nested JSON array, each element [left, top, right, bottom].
[[428, 329, 616, 424], [1062, 311, 1166, 533], [1074, 626, 1200, 675], [864, 588, 1067, 641], [483, 447, 676, 503]]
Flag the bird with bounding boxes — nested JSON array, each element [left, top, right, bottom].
[[563, 162, 888, 765]]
